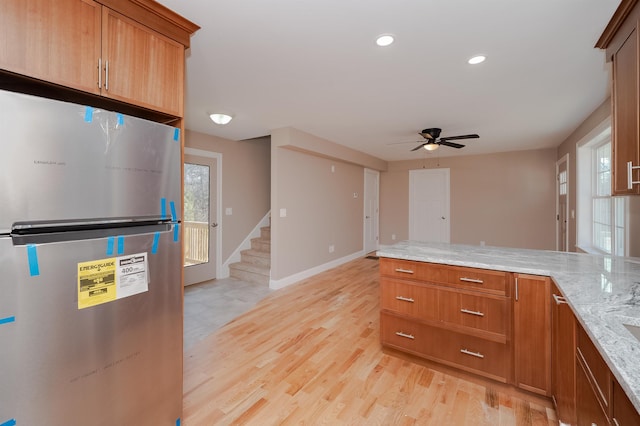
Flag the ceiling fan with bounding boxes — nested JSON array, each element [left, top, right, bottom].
[[411, 128, 479, 151]]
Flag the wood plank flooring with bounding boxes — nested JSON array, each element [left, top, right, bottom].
[[183, 257, 557, 425]]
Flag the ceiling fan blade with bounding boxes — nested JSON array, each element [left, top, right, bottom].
[[440, 134, 479, 141], [439, 141, 465, 149], [411, 143, 428, 151], [419, 132, 435, 140]]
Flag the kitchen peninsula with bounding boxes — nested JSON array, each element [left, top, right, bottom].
[[378, 241, 640, 422]]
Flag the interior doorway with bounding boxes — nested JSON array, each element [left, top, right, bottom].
[[409, 168, 450, 243], [556, 154, 569, 252], [183, 148, 222, 286], [363, 168, 380, 253]]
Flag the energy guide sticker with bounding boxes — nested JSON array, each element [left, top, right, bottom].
[[77, 253, 149, 309]]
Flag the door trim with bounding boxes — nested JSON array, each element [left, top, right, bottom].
[[556, 154, 569, 252], [184, 148, 222, 281], [363, 168, 380, 254]]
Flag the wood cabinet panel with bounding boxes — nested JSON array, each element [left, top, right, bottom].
[[380, 277, 439, 322], [613, 378, 640, 425], [513, 274, 551, 396], [380, 312, 434, 357], [379, 258, 448, 283], [439, 289, 508, 338], [612, 26, 640, 195], [0, 0, 102, 94], [551, 281, 577, 424], [577, 325, 612, 412], [577, 354, 610, 426], [101, 7, 184, 116], [447, 267, 507, 295]]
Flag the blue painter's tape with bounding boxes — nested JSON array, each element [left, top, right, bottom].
[[1, 418, 17, 426], [170, 201, 177, 221], [84, 107, 93, 123], [176, 418, 181, 426], [173, 128, 180, 141], [151, 232, 160, 254], [27, 244, 40, 276], [161, 198, 167, 219], [117, 236, 125, 255], [0, 316, 15, 326], [117, 113, 124, 126], [173, 224, 179, 242], [106, 237, 115, 256]]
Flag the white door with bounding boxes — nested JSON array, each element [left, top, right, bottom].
[[409, 168, 450, 243], [364, 168, 379, 253], [183, 150, 222, 285], [556, 155, 569, 251]]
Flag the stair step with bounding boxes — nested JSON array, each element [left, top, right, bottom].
[[251, 237, 271, 252], [229, 263, 270, 285], [260, 227, 271, 240], [241, 250, 271, 267]]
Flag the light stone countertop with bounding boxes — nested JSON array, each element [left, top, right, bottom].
[[377, 241, 640, 412]]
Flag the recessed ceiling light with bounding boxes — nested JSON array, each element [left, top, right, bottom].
[[209, 113, 233, 125], [376, 34, 395, 47], [468, 55, 486, 65]]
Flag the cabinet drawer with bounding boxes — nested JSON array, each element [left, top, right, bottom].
[[381, 313, 510, 382], [576, 325, 611, 412], [439, 289, 509, 338], [380, 258, 448, 283], [380, 278, 438, 322], [447, 266, 507, 295], [380, 312, 434, 356]]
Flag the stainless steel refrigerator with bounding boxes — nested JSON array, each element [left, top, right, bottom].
[[0, 90, 183, 425]]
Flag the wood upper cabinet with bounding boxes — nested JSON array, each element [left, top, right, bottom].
[[0, 0, 198, 117], [597, 0, 640, 195], [0, 0, 102, 95], [550, 280, 577, 425], [101, 7, 184, 115], [513, 274, 551, 396]]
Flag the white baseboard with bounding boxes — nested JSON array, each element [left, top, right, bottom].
[[220, 211, 271, 278], [269, 250, 365, 290]]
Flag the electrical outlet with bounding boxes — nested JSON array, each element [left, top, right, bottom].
[[280, 208, 287, 218], [392, 234, 396, 241], [329, 245, 335, 253], [225, 207, 233, 215]]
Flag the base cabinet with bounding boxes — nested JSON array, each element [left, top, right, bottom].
[[513, 274, 551, 396], [551, 281, 577, 424], [576, 354, 610, 426]]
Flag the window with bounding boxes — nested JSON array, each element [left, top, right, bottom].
[[577, 125, 627, 256]]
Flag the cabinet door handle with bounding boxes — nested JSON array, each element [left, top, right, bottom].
[[515, 277, 519, 301], [394, 268, 414, 274], [460, 308, 484, 317], [460, 348, 484, 359], [552, 293, 567, 305], [395, 331, 415, 340], [105, 60, 109, 91], [613, 418, 621, 426], [459, 277, 483, 284], [395, 296, 415, 303], [98, 58, 102, 89], [628, 161, 640, 189]]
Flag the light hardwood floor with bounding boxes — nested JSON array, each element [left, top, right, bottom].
[[183, 257, 557, 425]]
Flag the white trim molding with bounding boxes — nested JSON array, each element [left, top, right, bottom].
[[269, 250, 365, 290]]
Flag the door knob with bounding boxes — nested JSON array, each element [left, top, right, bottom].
[[211, 223, 218, 228]]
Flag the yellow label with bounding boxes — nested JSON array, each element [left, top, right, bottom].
[[78, 258, 117, 309]]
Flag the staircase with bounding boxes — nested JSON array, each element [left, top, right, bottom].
[[229, 224, 271, 285]]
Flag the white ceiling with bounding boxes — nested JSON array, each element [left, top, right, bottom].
[[157, 0, 620, 161]]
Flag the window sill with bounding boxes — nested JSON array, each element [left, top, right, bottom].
[[575, 245, 610, 256]]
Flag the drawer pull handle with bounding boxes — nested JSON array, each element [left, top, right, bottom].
[[460, 348, 484, 359], [459, 277, 483, 284], [460, 308, 484, 317], [395, 296, 415, 303], [395, 331, 415, 340], [395, 268, 414, 274], [552, 294, 567, 305]]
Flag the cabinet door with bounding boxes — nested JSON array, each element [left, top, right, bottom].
[[611, 25, 640, 195], [576, 355, 609, 426], [513, 274, 551, 395], [0, 0, 101, 94], [613, 379, 640, 425], [101, 8, 184, 116], [551, 282, 576, 424]]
